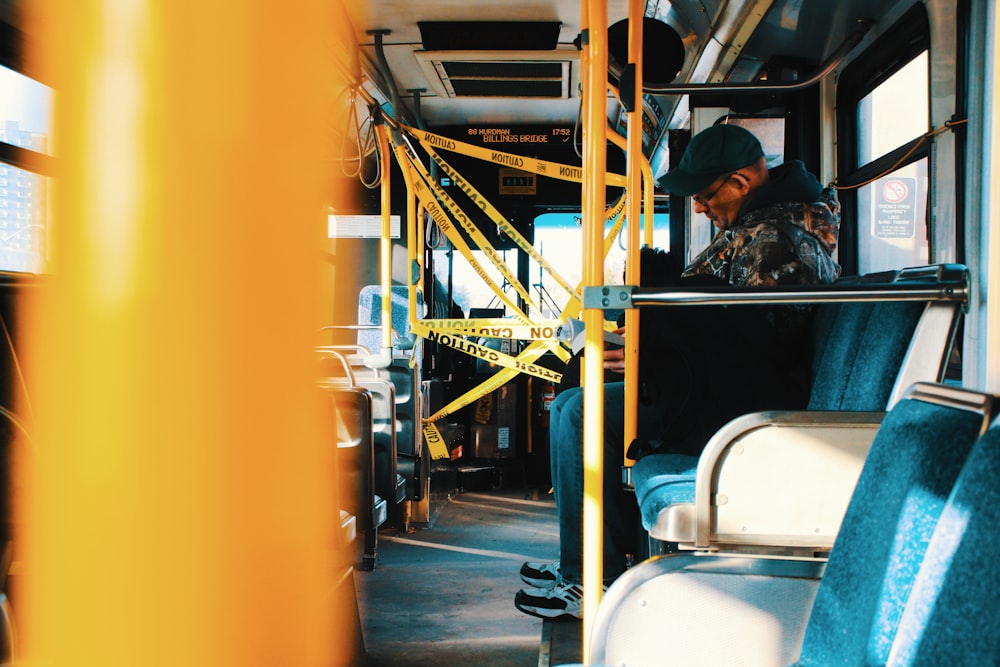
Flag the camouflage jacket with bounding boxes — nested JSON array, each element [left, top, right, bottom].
[[682, 162, 841, 286]]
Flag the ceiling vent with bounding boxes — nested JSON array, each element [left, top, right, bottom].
[[417, 21, 561, 51], [415, 48, 580, 99]]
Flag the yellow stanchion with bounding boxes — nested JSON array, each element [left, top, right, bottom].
[[622, 0, 645, 466], [22, 1, 354, 665], [644, 142, 655, 249], [581, 0, 609, 660], [408, 176, 422, 362], [378, 121, 395, 363]]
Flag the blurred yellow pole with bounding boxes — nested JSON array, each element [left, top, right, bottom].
[[581, 0, 608, 659], [22, 1, 353, 665], [622, 0, 644, 466]]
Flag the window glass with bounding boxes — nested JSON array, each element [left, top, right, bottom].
[[434, 248, 508, 317], [684, 114, 785, 262], [857, 52, 928, 165], [530, 211, 669, 319], [432, 212, 670, 319], [0, 65, 54, 273], [856, 51, 929, 273], [858, 158, 928, 274], [0, 162, 50, 273], [0, 65, 55, 155]]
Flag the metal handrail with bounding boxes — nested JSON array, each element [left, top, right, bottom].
[[584, 264, 969, 310], [642, 22, 870, 95], [316, 348, 358, 386]]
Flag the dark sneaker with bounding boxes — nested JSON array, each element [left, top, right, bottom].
[[514, 581, 604, 621], [519, 561, 561, 588]]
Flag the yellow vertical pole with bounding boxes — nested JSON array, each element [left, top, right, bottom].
[[378, 122, 394, 358], [581, 0, 608, 659], [622, 0, 644, 466], [416, 200, 425, 280], [409, 189, 422, 333], [644, 157, 655, 248], [22, 1, 352, 665]]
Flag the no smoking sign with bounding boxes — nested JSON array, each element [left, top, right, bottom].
[[875, 176, 916, 238]]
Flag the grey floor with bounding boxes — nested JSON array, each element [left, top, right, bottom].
[[356, 488, 560, 667]]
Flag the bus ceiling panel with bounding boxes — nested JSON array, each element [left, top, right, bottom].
[[739, 0, 893, 68], [343, 0, 627, 130], [642, 0, 905, 131], [344, 0, 729, 130], [341, 0, 904, 132]]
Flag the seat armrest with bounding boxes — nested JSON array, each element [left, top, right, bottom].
[[888, 301, 962, 408], [651, 502, 696, 542], [591, 554, 826, 667], [687, 411, 884, 550]]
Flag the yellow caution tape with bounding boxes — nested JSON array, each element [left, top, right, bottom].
[[411, 321, 563, 383], [404, 125, 628, 187], [384, 126, 638, 458], [424, 339, 557, 425], [603, 195, 628, 253], [395, 143, 539, 313], [412, 137, 580, 304], [422, 421, 450, 460], [393, 142, 533, 322], [418, 317, 565, 341]]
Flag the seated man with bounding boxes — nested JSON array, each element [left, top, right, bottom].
[[514, 123, 842, 620]]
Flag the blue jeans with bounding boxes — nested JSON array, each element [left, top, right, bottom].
[[549, 381, 660, 585]]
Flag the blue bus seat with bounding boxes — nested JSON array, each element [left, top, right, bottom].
[[319, 346, 405, 506], [380, 361, 422, 501], [354, 286, 427, 502], [320, 390, 359, 557], [319, 389, 367, 661], [328, 387, 383, 571], [885, 413, 1000, 665], [357, 285, 423, 357], [793, 383, 994, 665], [632, 265, 965, 550], [318, 350, 385, 571], [637, 409, 884, 550], [354, 378, 403, 505], [589, 382, 996, 667]]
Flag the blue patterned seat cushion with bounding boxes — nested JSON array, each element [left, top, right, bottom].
[[633, 300, 926, 534], [632, 454, 699, 530]]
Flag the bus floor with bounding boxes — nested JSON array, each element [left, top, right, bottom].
[[355, 484, 581, 667]]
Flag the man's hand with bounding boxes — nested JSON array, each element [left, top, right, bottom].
[[603, 327, 627, 374]]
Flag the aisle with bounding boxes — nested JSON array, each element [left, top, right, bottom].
[[356, 488, 558, 667]]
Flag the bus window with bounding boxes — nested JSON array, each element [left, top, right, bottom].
[[836, 4, 931, 275], [530, 211, 669, 319], [684, 111, 786, 261], [856, 52, 930, 273], [0, 64, 53, 273], [433, 247, 508, 316], [0, 162, 49, 273]]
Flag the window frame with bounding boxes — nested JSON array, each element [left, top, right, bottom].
[[0, 16, 53, 177], [835, 4, 931, 275], [1, 14, 54, 275]]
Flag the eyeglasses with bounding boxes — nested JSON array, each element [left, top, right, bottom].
[[692, 173, 734, 207]]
